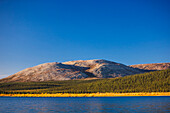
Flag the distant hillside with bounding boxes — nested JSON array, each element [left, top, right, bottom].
[[0, 69, 169, 94], [130, 63, 170, 70], [0, 59, 146, 82]]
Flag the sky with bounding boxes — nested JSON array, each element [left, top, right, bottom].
[[0, 0, 170, 78]]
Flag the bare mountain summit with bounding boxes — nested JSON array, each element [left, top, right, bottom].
[[63, 59, 145, 78], [0, 59, 147, 82]]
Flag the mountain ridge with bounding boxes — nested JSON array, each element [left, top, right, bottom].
[[0, 59, 169, 82], [130, 62, 170, 70]]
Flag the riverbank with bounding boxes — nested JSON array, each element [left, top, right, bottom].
[[0, 92, 169, 97]]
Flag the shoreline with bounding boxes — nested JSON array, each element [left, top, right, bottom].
[[0, 92, 169, 97]]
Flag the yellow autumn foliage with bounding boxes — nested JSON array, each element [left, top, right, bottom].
[[0, 92, 169, 97]]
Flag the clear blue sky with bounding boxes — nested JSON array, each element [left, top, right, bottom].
[[0, 0, 170, 78]]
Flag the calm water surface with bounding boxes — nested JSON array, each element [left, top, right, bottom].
[[0, 96, 169, 113]]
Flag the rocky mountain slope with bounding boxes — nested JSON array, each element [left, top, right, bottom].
[[130, 63, 170, 71], [0, 62, 88, 82], [0, 59, 149, 82], [63, 59, 145, 78]]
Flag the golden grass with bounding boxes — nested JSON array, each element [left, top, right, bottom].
[[0, 92, 169, 97]]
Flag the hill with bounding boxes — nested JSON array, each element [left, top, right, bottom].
[[0, 69, 169, 94], [63, 59, 145, 78], [0, 62, 88, 82], [130, 63, 170, 70], [0, 59, 146, 82]]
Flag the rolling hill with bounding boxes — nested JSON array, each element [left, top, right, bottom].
[[130, 63, 170, 70], [0, 59, 146, 82]]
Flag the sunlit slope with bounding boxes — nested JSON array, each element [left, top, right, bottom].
[[130, 63, 170, 70], [0, 69, 169, 94], [0, 59, 146, 82]]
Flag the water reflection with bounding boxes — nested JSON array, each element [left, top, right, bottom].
[[0, 97, 169, 113]]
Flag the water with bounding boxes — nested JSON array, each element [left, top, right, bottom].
[[0, 96, 169, 113]]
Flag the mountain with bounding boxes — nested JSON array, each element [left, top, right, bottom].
[[63, 59, 145, 78], [1, 69, 169, 94], [0, 59, 146, 82], [0, 62, 88, 82], [130, 63, 170, 71]]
